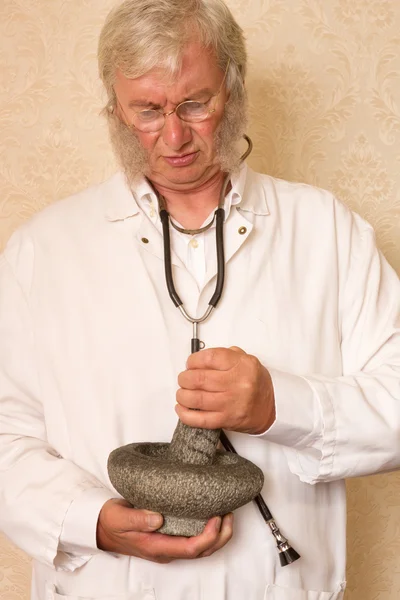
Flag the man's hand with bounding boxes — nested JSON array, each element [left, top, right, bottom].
[[176, 347, 276, 435], [97, 499, 234, 563]]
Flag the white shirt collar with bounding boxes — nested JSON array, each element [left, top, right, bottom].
[[104, 163, 270, 222]]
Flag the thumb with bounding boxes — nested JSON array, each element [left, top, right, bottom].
[[126, 508, 164, 532], [107, 500, 164, 532]]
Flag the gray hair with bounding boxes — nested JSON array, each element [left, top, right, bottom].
[[98, 0, 247, 109]]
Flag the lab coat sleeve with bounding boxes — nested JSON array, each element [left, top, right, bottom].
[[57, 487, 117, 570], [260, 213, 400, 485], [0, 240, 112, 571]]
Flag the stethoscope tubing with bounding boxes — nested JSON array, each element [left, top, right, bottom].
[[157, 136, 300, 566]]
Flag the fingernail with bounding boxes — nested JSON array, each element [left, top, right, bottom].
[[146, 512, 163, 528], [214, 516, 222, 532]]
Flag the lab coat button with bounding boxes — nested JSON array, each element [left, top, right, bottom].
[[238, 227, 247, 235], [141, 237, 149, 244]]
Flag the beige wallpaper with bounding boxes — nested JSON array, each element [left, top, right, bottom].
[[0, 0, 399, 598]]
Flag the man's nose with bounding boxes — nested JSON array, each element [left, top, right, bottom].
[[161, 112, 193, 150]]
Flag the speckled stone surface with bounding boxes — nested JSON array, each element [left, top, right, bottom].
[[108, 419, 264, 537]]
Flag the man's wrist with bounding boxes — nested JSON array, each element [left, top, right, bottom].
[[252, 368, 276, 435]]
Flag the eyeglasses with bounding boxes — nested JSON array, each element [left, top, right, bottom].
[[116, 59, 230, 133]]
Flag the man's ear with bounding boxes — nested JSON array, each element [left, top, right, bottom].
[[109, 99, 128, 126]]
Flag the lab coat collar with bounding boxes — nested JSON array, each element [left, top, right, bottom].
[[237, 164, 270, 216], [104, 163, 270, 222], [104, 172, 147, 222]]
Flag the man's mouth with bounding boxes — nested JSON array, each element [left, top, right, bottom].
[[163, 151, 199, 167]]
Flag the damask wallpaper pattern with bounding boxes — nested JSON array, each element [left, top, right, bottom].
[[0, 1, 399, 599]]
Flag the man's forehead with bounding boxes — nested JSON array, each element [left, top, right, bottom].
[[114, 61, 221, 105], [113, 43, 221, 99]]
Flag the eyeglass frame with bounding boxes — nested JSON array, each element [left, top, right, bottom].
[[113, 58, 231, 132]]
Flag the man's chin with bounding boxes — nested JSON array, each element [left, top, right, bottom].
[[147, 162, 220, 189]]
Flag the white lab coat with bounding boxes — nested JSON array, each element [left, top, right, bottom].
[[0, 165, 399, 600]]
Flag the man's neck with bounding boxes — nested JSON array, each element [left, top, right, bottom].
[[151, 171, 226, 230]]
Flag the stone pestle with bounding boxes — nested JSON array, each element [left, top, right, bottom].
[[168, 420, 221, 465]]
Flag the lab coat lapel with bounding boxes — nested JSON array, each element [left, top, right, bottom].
[[202, 208, 254, 290], [134, 215, 184, 269]]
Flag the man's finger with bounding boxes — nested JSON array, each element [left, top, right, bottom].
[[109, 502, 164, 533], [175, 404, 223, 429], [178, 369, 230, 392], [198, 513, 234, 558], [186, 347, 245, 371], [229, 346, 246, 354], [176, 388, 226, 411], [181, 516, 223, 558], [136, 516, 223, 561]]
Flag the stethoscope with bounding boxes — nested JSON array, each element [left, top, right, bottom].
[[156, 135, 300, 567]]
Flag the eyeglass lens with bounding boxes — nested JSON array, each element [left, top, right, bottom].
[[133, 101, 212, 132]]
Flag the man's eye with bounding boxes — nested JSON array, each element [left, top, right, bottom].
[[179, 101, 207, 115], [137, 110, 159, 121], [188, 102, 205, 110]]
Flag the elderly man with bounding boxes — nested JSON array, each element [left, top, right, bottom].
[[0, 1, 399, 599]]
